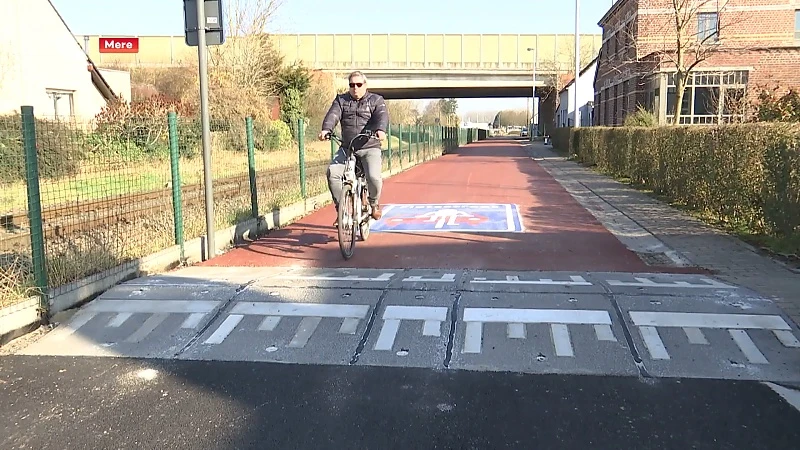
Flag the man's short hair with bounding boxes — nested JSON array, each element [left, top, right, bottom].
[[348, 71, 368, 83]]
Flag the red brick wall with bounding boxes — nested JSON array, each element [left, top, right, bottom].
[[594, 0, 800, 125]]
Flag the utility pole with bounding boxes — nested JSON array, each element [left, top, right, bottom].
[[183, 0, 225, 260], [573, 0, 581, 128]]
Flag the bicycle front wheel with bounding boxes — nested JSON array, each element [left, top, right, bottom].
[[338, 184, 357, 259]]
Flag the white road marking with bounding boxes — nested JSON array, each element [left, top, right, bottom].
[[50, 311, 97, 340], [607, 277, 736, 289], [629, 311, 798, 363], [84, 299, 220, 314], [729, 329, 769, 364], [200, 302, 373, 346], [181, 313, 207, 329], [505, 204, 515, 232], [507, 323, 526, 339], [764, 382, 800, 413], [470, 275, 592, 286], [230, 302, 370, 319], [374, 306, 449, 351], [683, 327, 709, 345], [289, 317, 323, 348], [274, 272, 395, 282], [551, 324, 574, 357], [204, 314, 244, 345], [125, 313, 169, 343], [402, 274, 457, 283], [107, 312, 132, 328], [470, 275, 591, 286], [774, 330, 800, 348], [258, 316, 281, 331], [461, 308, 613, 354], [593, 324, 617, 342]]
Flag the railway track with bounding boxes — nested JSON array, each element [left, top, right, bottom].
[[0, 162, 328, 252]]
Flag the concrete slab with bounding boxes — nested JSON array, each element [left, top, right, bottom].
[[178, 287, 381, 365], [355, 290, 456, 369], [462, 270, 605, 295], [385, 269, 464, 291], [617, 294, 800, 382], [448, 292, 638, 376], [597, 273, 755, 298], [253, 267, 400, 290], [17, 298, 225, 358]]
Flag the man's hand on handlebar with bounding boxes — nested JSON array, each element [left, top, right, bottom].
[[375, 130, 386, 141], [318, 130, 332, 141]]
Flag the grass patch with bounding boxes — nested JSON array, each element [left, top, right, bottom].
[[598, 167, 800, 262]]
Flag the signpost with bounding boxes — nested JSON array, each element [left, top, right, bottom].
[[183, 0, 225, 260]]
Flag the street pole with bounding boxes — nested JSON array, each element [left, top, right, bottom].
[[573, 0, 581, 128], [532, 45, 538, 139], [196, 0, 215, 259]]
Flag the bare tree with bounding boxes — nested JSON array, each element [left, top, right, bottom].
[[207, 0, 285, 99], [537, 41, 596, 128], [650, 0, 745, 123]]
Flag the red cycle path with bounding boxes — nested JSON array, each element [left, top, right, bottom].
[[201, 140, 701, 273]]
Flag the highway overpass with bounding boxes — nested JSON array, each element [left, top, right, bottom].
[[80, 33, 601, 98]]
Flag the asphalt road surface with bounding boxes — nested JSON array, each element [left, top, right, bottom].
[[3, 140, 799, 448], [2, 355, 800, 449]]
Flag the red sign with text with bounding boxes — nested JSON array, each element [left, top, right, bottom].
[[98, 37, 139, 54]]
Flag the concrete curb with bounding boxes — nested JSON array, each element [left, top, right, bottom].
[[0, 154, 439, 346]]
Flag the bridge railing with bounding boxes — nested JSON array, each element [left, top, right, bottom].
[[2, 107, 473, 319], [305, 61, 557, 71]]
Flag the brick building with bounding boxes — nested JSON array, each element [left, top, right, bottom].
[[594, 0, 800, 126]]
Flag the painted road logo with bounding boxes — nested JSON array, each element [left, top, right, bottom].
[[371, 203, 524, 233]]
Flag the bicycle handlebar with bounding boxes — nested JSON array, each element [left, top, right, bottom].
[[323, 130, 380, 147]]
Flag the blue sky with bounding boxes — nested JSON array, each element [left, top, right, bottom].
[[51, 0, 617, 114]]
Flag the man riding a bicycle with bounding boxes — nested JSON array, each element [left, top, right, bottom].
[[319, 71, 388, 224]]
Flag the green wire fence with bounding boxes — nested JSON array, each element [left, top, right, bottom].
[[0, 105, 480, 320]]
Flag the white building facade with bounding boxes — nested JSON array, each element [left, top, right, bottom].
[[0, 0, 130, 119], [556, 57, 597, 128]]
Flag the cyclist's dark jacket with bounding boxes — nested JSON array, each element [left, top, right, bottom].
[[321, 91, 389, 150]]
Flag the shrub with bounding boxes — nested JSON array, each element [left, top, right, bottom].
[[623, 106, 658, 127], [0, 113, 83, 183], [569, 123, 800, 237], [254, 119, 293, 151]]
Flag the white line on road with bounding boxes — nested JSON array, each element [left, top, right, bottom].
[[275, 272, 395, 282], [461, 308, 613, 354], [629, 311, 799, 363], [402, 274, 457, 283], [85, 299, 220, 314], [374, 306, 449, 351], [607, 277, 736, 289], [204, 315, 244, 345], [125, 313, 169, 343], [202, 302, 372, 346], [107, 312, 132, 328], [470, 275, 592, 286]]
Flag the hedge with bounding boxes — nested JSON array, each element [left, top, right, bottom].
[[560, 124, 800, 237]]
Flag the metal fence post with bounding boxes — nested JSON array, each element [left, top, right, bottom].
[[167, 112, 185, 261], [298, 119, 306, 198], [387, 124, 393, 173], [245, 116, 259, 218], [330, 135, 337, 160], [20, 106, 49, 321]]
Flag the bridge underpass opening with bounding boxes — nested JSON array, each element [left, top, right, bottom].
[[370, 87, 556, 134]]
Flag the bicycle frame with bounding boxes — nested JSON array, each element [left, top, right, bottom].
[[326, 131, 379, 257]]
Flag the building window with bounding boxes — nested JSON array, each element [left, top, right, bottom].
[[698, 12, 719, 43], [46, 89, 75, 118], [795, 10, 800, 40], [664, 70, 748, 124]]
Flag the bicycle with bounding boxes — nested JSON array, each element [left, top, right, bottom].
[[324, 130, 379, 260]]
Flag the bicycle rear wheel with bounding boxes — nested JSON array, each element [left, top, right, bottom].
[[338, 184, 357, 259]]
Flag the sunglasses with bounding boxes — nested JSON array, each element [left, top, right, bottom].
[[349, 82, 364, 88]]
